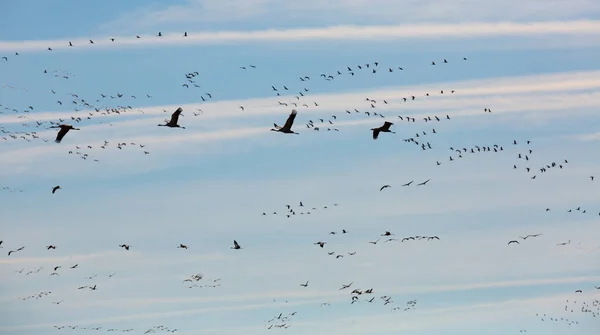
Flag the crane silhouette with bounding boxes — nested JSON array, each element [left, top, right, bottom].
[[49, 124, 80, 143], [271, 109, 299, 134], [371, 121, 394, 140], [158, 107, 185, 129]]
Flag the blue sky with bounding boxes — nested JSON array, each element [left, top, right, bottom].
[[1, 0, 600, 334]]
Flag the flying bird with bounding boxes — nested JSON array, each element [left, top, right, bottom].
[[508, 240, 520, 245], [49, 124, 80, 143], [231, 240, 242, 250], [379, 185, 391, 191], [417, 179, 431, 186], [8, 246, 24, 256], [52, 186, 61, 194], [371, 121, 395, 140], [158, 107, 185, 129], [271, 109, 299, 134]]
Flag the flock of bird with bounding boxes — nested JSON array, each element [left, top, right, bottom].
[[1, 28, 599, 335]]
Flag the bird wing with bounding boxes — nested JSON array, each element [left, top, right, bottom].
[[381, 122, 393, 131], [233, 240, 240, 248], [282, 109, 298, 130], [170, 107, 183, 124], [379, 185, 390, 191], [55, 127, 69, 143], [372, 128, 381, 140]]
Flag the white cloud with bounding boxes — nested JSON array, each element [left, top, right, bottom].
[[2, 20, 600, 53], [100, 0, 600, 31], [1, 69, 600, 180]]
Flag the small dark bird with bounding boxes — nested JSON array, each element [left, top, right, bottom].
[[52, 186, 61, 194], [177, 244, 188, 249], [231, 240, 242, 250], [417, 179, 431, 186], [271, 109, 299, 134], [49, 124, 80, 143], [300, 281, 309, 287], [401, 180, 413, 186], [508, 240, 520, 245], [46, 245, 56, 250], [7, 246, 25, 256], [380, 185, 391, 191], [119, 244, 130, 250], [158, 107, 185, 129], [371, 121, 395, 140]]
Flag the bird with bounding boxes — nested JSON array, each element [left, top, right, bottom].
[[231, 240, 242, 250], [508, 240, 520, 245], [119, 244, 130, 250], [49, 124, 80, 143], [300, 281, 309, 287], [46, 245, 56, 250], [339, 282, 353, 290], [52, 186, 61, 194], [371, 121, 394, 140], [158, 107, 185, 129], [520, 234, 543, 239], [417, 179, 431, 186], [8, 246, 25, 256], [401, 180, 414, 186], [271, 109, 299, 134], [177, 244, 188, 249], [380, 185, 391, 191]]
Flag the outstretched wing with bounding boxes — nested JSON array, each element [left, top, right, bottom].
[[55, 127, 69, 143], [381, 121, 393, 131], [372, 128, 381, 140], [170, 107, 183, 124], [273, 123, 282, 130], [282, 109, 298, 130]]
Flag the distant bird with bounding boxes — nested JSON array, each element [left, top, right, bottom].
[[119, 244, 130, 250], [339, 282, 353, 290], [52, 186, 61, 194], [401, 180, 413, 186], [508, 240, 520, 245], [271, 109, 299, 134], [177, 244, 188, 249], [575, 290, 582, 293], [8, 246, 25, 256], [158, 107, 185, 129], [231, 240, 242, 250], [380, 185, 391, 191], [300, 281, 309, 287], [417, 179, 431, 186], [520, 234, 543, 239], [371, 121, 394, 140], [46, 245, 56, 250], [49, 124, 80, 143]]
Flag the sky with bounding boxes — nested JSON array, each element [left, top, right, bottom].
[[1, 0, 600, 334]]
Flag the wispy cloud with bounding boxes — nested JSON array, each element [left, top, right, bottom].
[[101, 0, 600, 31], [3, 20, 600, 53], [1, 69, 599, 178]]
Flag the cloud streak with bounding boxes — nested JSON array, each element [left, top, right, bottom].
[[3, 20, 600, 53]]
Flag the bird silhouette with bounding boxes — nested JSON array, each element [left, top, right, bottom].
[[371, 121, 395, 140], [49, 124, 80, 143], [158, 107, 185, 129], [271, 109, 299, 134]]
